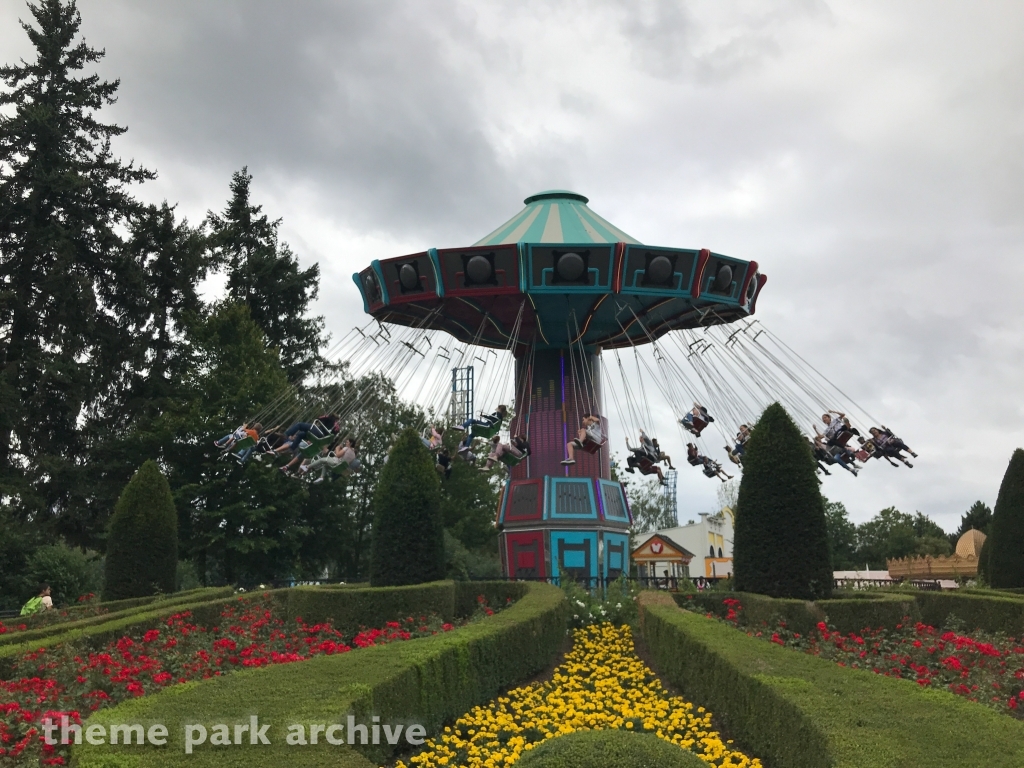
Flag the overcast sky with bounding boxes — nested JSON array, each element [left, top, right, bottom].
[[3, 0, 1022, 533]]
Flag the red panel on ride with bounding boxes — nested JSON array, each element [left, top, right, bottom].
[[504, 530, 546, 579]]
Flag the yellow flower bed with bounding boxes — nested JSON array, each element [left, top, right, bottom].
[[395, 623, 762, 768]]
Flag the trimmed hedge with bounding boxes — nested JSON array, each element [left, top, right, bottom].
[[0, 587, 236, 650], [454, 580, 527, 618], [516, 729, 705, 768], [672, 591, 919, 636], [282, 582, 456, 635], [909, 591, 1024, 636], [73, 582, 569, 767], [641, 594, 1024, 768]]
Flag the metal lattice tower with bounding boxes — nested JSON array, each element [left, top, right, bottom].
[[663, 469, 678, 522], [450, 366, 474, 425]]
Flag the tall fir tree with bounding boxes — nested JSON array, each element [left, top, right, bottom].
[[987, 449, 1024, 589], [733, 402, 833, 599], [369, 428, 445, 586], [954, 500, 993, 542], [0, 0, 152, 544], [206, 168, 324, 380], [103, 460, 177, 600]]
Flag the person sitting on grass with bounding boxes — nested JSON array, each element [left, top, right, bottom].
[[562, 413, 603, 465], [20, 584, 53, 616]]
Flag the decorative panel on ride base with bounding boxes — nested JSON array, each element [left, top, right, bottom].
[[603, 533, 630, 580], [502, 530, 546, 579], [550, 530, 598, 583]]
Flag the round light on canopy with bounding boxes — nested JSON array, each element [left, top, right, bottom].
[[713, 264, 733, 293], [556, 252, 586, 282], [399, 263, 419, 291], [466, 254, 494, 284], [645, 255, 673, 285], [363, 273, 381, 303]]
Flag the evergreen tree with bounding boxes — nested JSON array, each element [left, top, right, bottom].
[[954, 500, 993, 543], [369, 428, 445, 586], [168, 302, 300, 585], [206, 168, 324, 380], [733, 403, 832, 599], [103, 460, 177, 599], [823, 498, 859, 571], [0, 0, 152, 544], [987, 449, 1024, 589]]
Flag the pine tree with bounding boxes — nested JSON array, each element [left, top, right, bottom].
[[206, 168, 324, 380], [955, 500, 993, 540], [0, 0, 152, 544], [733, 403, 832, 599], [987, 449, 1024, 589], [369, 428, 445, 586], [103, 460, 177, 599]]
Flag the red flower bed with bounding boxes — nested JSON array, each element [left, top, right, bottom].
[[705, 597, 1024, 721], [0, 593, 499, 766]]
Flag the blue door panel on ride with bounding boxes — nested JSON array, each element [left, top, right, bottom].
[[550, 531, 598, 584], [598, 480, 631, 524], [547, 478, 598, 521], [603, 532, 630, 580]]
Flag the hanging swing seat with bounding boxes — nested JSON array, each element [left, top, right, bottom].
[[577, 435, 605, 454], [681, 416, 708, 436], [470, 418, 503, 440], [635, 455, 659, 475], [299, 434, 333, 459], [230, 436, 256, 452], [830, 430, 854, 448], [499, 449, 525, 467]]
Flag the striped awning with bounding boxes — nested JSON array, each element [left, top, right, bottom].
[[473, 190, 641, 246]]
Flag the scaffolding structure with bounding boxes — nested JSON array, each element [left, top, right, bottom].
[[449, 366, 474, 425], [663, 469, 678, 525]]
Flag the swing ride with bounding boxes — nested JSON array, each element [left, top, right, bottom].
[[223, 189, 915, 585], [351, 189, 763, 584]]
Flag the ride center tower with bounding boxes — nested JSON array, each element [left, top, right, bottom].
[[352, 190, 766, 584]]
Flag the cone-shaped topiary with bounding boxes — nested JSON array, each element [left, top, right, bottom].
[[370, 428, 445, 586], [987, 449, 1024, 588], [733, 402, 833, 599], [103, 460, 178, 600]]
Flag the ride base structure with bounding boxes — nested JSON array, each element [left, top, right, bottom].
[[353, 191, 766, 584]]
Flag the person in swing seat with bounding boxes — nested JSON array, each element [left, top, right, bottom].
[[421, 425, 444, 450], [725, 424, 751, 465], [561, 413, 602, 465], [480, 434, 530, 472], [455, 405, 509, 456], [298, 437, 360, 483], [867, 426, 916, 467], [435, 446, 453, 480], [680, 403, 713, 436]]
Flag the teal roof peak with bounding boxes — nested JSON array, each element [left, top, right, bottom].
[[474, 191, 640, 247], [524, 190, 589, 205]]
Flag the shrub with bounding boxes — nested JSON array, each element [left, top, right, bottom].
[[24, 543, 103, 607], [103, 460, 178, 600], [988, 449, 1024, 588], [283, 581, 456, 635], [733, 403, 832, 600], [74, 582, 569, 767], [370, 429, 445, 586], [641, 594, 1024, 768], [516, 729, 705, 768]]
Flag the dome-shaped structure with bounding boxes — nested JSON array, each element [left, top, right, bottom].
[[955, 528, 987, 559], [473, 191, 640, 246]]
